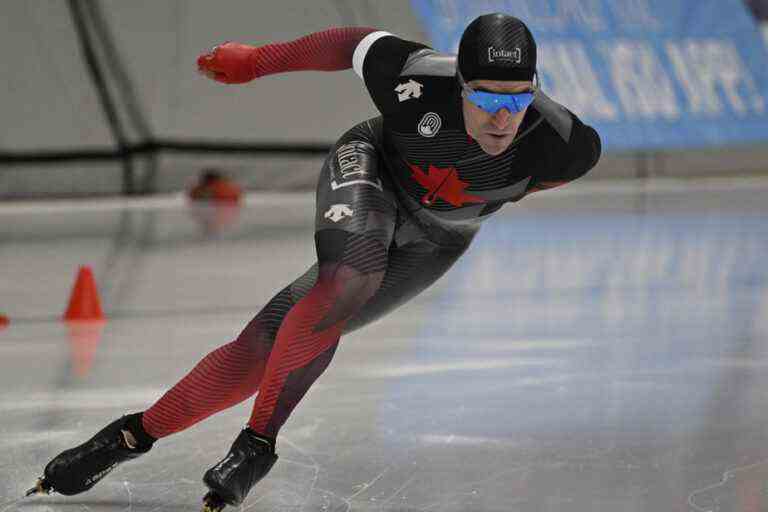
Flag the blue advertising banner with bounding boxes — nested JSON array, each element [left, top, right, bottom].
[[411, 0, 768, 150]]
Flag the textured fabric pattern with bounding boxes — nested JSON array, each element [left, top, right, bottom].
[[142, 329, 270, 438], [247, 263, 383, 436], [253, 27, 376, 77], [143, 119, 476, 441], [457, 14, 537, 82]]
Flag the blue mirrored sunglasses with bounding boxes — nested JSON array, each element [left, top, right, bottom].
[[464, 89, 535, 114]]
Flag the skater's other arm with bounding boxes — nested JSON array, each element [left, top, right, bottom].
[[197, 27, 378, 84], [525, 92, 602, 195]]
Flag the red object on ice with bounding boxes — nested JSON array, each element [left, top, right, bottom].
[[63, 266, 106, 322], [0, 314, 9, 329], [188, 174, 243, 203]]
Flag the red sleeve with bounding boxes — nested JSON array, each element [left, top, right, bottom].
[[252, 27, 377, 77]]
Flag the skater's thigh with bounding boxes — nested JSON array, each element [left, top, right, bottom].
[[344, 234, 475, 333], [314, 119, 398, 267], [259, 235, 476, 338], [237, 121, 397, 348]]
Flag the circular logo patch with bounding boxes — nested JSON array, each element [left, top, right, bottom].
[[418, 112, 442, 137]]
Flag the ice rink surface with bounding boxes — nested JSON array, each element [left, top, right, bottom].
[[1, 178, 768, 512]]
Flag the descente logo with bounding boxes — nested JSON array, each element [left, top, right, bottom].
[[487, 46, 522, 64]]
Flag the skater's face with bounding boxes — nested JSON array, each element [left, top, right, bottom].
[[462, 79, 534, 156]]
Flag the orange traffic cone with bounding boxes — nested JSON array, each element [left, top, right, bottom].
[[63, 266, 106, 322]]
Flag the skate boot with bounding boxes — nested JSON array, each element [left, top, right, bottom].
[[201, 427, 278, 512], [26, 413, 154, 497]]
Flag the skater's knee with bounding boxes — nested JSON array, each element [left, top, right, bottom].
[[313, 228, 387, 308], [321, 262, 383, 299], [308, 262, 384, 330], [235, 286, 298, 351]]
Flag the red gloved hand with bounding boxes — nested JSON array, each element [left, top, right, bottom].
[[197, 42, 259, 84]]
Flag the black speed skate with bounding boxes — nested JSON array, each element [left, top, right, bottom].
[[26, 413, 153, 497], [201, 427, 278, 512]]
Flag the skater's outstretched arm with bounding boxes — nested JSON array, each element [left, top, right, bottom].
[[197, 27, 377, 84]]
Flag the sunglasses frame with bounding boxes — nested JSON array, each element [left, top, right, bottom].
[[457, 69, 539, 114]]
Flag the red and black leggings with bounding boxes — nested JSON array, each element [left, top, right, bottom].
[[141, 118, 476, 440]]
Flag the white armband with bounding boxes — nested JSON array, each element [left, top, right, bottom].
[[353, 31, 394, 79]]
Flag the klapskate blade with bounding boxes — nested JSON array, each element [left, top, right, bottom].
[[202, 491, 227, 512], [24, 478, 50, 497]]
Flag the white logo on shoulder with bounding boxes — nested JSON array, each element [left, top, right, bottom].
[[418, 112, 442, 137], [487, 46, 522, 64], [324, 204, 354, 223], [395, 79, 423, 102]]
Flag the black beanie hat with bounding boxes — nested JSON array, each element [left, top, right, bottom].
[[458, 13, 536, 82]]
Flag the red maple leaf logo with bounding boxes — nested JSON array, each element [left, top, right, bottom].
[[408, 163, 486, 207]]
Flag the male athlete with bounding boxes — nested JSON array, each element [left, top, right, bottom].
[[29, 13, 601, 512]]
